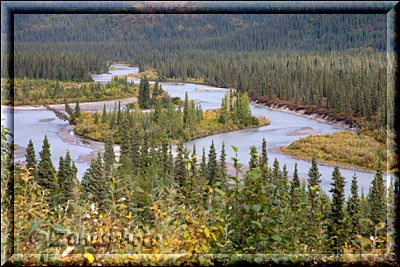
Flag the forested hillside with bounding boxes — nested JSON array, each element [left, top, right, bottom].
[[14, 14, 386, 51]]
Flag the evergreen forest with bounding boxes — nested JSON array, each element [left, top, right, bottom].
[[1, 11, 398, 266]]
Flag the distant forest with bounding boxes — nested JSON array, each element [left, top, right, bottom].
[[4, 14, 391, 128]]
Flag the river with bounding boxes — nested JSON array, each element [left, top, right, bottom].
[[2, 64, 392, 197]]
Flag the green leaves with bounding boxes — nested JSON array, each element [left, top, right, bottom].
[[28, 220, 40, 236], [231, 145, 238, 153]]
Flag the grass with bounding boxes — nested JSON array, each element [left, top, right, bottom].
[[281, 130, 397, 172]]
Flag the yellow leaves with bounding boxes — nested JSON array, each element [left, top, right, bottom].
[[84, 252, 94, 264], [210, 232, 217, 242], [203, 227, 210, 238]]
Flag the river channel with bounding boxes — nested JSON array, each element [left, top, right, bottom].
[[2, 64, 392, 197]]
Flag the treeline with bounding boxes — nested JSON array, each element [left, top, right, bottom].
[[2, 76, 137, 106], [13, 50, 108, 81], [4, 123, 396, 264]]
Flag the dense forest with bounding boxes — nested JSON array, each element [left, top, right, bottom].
[[2, 12, 398, 265], [4, 14, 391, 129]]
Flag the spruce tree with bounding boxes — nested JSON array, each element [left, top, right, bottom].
[[64, 98, 73, 116], [174, 141, 187, 187], [102, 103, 108, 123], [200, 147, 207, 177], [328, 166, 346, 252], [25, 139, 37, 179], [104, 132, 115, 177], [308, 152, 322, 223], [346, 173, 360, 236], [308, 152, 322, 188], [37, 135, 56, 193], [81, 153, 109, 210], [130, 128, 141, 173], [259, 137, 268, 169], [191, 144, 198, 179], [207, 141, 218, 186], [290, 163, 301, 207], [248, 145, 259, 171], [58, 151, 74, 206], [368, 160, 386, 229], [94, 112, 99, 124], [183, 91, 189, 126], [219, 142, 227, 183], [272, 158, 280, 182], [161, 134, 170, 174], [281, 164, 289, 195]]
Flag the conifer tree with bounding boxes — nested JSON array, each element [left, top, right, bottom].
[[248, 145, 259, 171], [219, 142, 227, 183], [152, 79, 160, 99], [183, 91, 189, 126], [140, 132, 150, 170], [281, 164, 289, 194], [25, 139, 37, 179], [219, 94, 229, 125], [174, 141, 187, 187], [94, 112, 99, 124], [58, 151, 74, 206], [290, 163, 301, 207], [259, 137, 268, 169], [72, 100, 81, 123], [308, 152, 322, 223], [368, 160, 386, 229], [207, 140, 218, 185], [308, 152, 322, 188], [64, 99, 73, 116], [37, 135, 56, 193], [272, 158, 280, 182], [167, 144, 174, 177], [104, 132, 115, 177], [102, 103, 108, 123], [191, 144, 197, 179], [81, 153, 109, 210], [347, 173, 360, 236], [161, 134, 170, 174], [328, 166, 346, 252], [130, 128, 141, 173], [200, 147, 207, 176]]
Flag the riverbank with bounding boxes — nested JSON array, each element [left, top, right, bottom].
[[250, 100, 357, 131], [1, 97, 137, 112]]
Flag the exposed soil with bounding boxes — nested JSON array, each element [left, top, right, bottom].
[[251, 101, 357, 131], [39, 118, 55, 122], [195, 87, 231, 92], [287, 127, 319, 136]]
